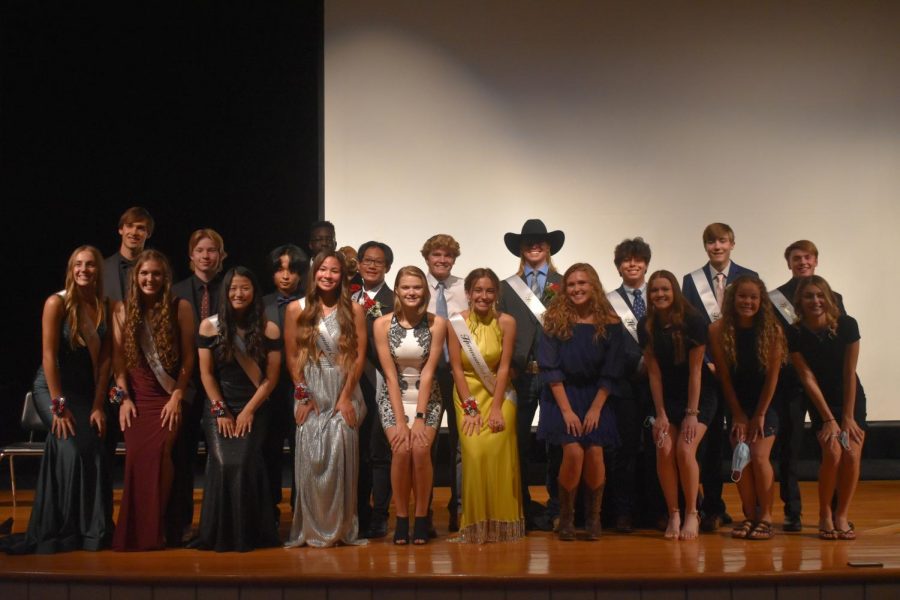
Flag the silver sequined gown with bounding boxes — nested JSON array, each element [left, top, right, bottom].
[[285, 310, 367, 548]]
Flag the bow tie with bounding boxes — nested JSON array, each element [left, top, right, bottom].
[[277, 294, 300, 307]]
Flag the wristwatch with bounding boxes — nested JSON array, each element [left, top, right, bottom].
[[415, 412, 425, 420]]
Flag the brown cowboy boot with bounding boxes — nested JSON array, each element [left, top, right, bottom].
[[557, 485, 576, 541], [586, 485, 604, 540]]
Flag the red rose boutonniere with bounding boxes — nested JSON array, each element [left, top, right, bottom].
[[362, 295, 383, 318], [542, 282, 560, 304]]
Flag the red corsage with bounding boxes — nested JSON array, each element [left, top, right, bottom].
[[542, 282, 561, 304], [51, 396, 67, 417], [210, 399, 226, 418], [294, 382, 312, 405], [461, 396, 478, 417]]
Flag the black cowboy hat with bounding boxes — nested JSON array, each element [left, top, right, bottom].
[[504, 219, 565, 256]]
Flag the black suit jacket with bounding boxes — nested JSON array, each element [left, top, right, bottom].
[[102, 253, 130, 303], [357, 284, 394, 405], [611, 286, 645, 387], [497, 271, 564, 373], [681, 261, 758, 326], [172, 274, 222, 327]]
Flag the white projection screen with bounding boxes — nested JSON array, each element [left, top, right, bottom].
[[324, 1, 900, 420]]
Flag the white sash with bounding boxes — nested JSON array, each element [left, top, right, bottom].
[[208, 315, 263, 388], [607, 291, 639, 342], [449, 314, 497, 395], [768, 289, 797, 324], [505, 275, 548, 322], [690, 268, 721, 322], [316, 316, 339, 364], [140, 319, 179, 394]]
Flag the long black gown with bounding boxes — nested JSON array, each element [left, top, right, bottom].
[[190, 333, 281, 552], [7, 308, 113, 553]]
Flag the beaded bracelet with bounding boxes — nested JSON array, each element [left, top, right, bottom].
[[684, 408, 700, 417], [210, 399, 227, 418], [462, 396, 478, 417], [51, 396, 66, 417], [108, 386, 128, 405], [294, 382, 312, 405]]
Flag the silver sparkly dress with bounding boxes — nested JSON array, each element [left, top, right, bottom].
[[285, 310, 367, 548]]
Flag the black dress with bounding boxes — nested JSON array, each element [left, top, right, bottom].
[[12, 311, 113, 553], [787, 315, 867, 432], [637, 311, 716, 426], [190, 333, 282, 552], [729, 327, 778, 436]]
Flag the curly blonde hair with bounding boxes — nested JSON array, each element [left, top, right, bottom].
[[718, 275, 787, 371], [296, 251, 358, 375], [123, 250, 180, 372], [542, 263, 619, 341], [63, 245, 106, 350]]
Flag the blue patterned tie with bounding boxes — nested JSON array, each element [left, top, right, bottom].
[[436, 282, 449, 360], [632, 289, 646, 319], [530, 271, 542, 296]]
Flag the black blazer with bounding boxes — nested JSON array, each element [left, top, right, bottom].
[[358, 284, 394, 404], [611, 285, 644, 384], [102, 253, 129, 303], [497, 270, 564, 373], [681, 261, 758, 326], [774, 277, 846, 328], [172, 274, 222, 327]]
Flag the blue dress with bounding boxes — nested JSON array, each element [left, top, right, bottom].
[[537, 323, 625, 447]]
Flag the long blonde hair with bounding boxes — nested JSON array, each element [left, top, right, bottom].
[[542, 263, 619, 341], [794, 275, 842, 335], [391, 266, 430, 321], [123, 250, 179, 371], [718, 275, 786, 371], [296, 251, 358, 374], [63, 245, 105, 349]]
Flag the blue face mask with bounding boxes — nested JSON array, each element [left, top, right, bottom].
[[731, 442, 751, 482]]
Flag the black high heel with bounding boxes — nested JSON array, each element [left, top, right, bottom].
[[393, 517, 409, 545], [412, 516, 429, 545]]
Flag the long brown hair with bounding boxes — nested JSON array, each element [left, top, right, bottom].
[[717, 275, 786, 371], [643, 270, 692, 364], [123, 249, 179, 371], [63, 245, 106, 349], [296, 251, 357, 374], [793, 275, 841, 335], [542, 263, 619, 341]]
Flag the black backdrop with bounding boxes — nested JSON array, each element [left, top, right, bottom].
[[0, 2, 323, 445]]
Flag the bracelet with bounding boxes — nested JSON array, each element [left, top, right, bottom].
[[294, 382, 312, 405], [415, 412, 425, 421], [462, 396, 478, 417], [51, 396, 66, 417], [684, 408, 700, 417], [823, 417, 836, 423], [210, 399, 226, 418], [108, 386, 128, 405]]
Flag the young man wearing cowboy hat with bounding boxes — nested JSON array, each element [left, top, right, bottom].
[[497, 219, 565, 531]]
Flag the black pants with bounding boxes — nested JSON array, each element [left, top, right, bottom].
[[512, 372, 540, 508], [434, 363, 460, 515], [357, 373, 392, 530], [699, 385, 727, 517], [166, 388, 204, 543], [606, 393, 641, 519], [262, 381, 296, 522], [776, 384, 805, 519]]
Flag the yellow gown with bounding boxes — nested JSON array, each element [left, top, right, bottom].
[[453, 313, 525, 543]]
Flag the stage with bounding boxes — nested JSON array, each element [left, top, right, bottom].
[[1, 482, 899, 599]]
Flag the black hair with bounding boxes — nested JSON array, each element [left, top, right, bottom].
[[613, 237, 652, 268], [268, 244, 308, 275], [356, 240, 394, 269], [214, 266, 267, 368]]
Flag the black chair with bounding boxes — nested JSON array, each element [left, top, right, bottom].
[[0, 391, 48, 512]]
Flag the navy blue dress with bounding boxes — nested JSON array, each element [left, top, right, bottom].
[[537, 323, 625, 447], [787, 315, 867, 432]]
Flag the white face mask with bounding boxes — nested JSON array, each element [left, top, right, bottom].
[[730, 442, 751, 482]]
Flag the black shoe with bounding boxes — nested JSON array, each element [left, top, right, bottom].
[[448, 511, 459, 533], [366, 519, 388, 539], [700, 512, 723, 532], [721, 512, 733, 525], [413, 516, 430, 545], [615, 515, 633, 534], [0, 517, 12, 535], [783, 515, 803, 532], [393, 517, 410, 545]]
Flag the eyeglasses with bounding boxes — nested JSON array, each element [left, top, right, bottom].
[[360, 258, 386, 267], [310, 236, 335, 243]]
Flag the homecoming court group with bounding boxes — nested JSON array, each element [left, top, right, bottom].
[[2, 207, 867, 554]]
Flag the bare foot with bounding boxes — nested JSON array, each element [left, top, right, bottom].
[[664, 510, 681, 540], [680, 511, 700, 540]]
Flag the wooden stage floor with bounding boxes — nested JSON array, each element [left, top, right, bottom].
[[1, 481, 899, 596]]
